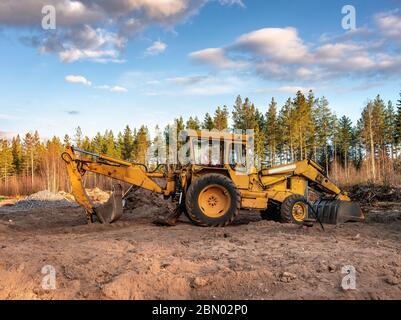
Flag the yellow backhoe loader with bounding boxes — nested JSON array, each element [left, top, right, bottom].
[[62, 130, 364, 227]]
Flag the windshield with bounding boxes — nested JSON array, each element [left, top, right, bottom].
[[192, 138, 224, 166]]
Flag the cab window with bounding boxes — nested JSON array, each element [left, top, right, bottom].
[[228, 143, 247, 170], [192, 138, 224, 166]]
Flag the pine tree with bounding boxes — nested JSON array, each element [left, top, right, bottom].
[[315, 97, 334, 173], [117, 132, 124, 159], [232, 95, 244, 130], [337, 116, 354, 182], [104, 130, 117, 157], [186, 116, 201, 131], [23, 132, 40, 187], [63, 134, 71, 147], [277, 98, 295, 163], [244, 99, 258, 130], [81, 136, 92, 152], [43, 136, 63, 192], [92, 132, 104, 154], [384, 100, 396, 159], [266, 98, 278, 165], [213, 106, 229, 131], [395, 91, 401, 149], [11, 135, 23, 175], [202, 113, 215, 131], [74, 126, 83, 148], [354, 119, 365, 169], [135, 126, 149, 164], [372, 95, 387, 181], [0, 139, 14, 190], [361, 101, 378, 182], [175, 117, 185, 133], [293, 91, 307, 160], [121, 125, 134, 160], [292, 90, 315, 160], [306, 90, 317, 160], [152, 125, 166, 165]]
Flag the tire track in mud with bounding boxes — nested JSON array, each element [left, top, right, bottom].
[[1, 203, 401, 299]]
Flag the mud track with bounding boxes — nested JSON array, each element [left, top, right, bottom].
[[1, 201, 401, 300]]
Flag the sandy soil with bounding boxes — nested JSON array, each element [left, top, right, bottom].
[[0, 196, 401, 300]]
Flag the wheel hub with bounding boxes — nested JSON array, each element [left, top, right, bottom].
[[292, 202, 307, 222], [198, 185, 231, 218]]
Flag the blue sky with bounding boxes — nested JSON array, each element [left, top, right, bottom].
[[0, 0, 401, 139]]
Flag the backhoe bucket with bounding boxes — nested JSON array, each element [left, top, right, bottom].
[[95, 184, 123, 224], [313, 199, 364, 225]]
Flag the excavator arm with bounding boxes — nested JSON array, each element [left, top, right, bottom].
[[62, 146, 174, 223]]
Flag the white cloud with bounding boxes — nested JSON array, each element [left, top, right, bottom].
[[65, 75, 127, 92], [122, 70, 247, 97], [234, 27, 309, 63], [59, 48, 119, 63], [95, 85, 128, 93], [218, 0, 245, 7], [296, 67, 314, 79], [39, 25, 126, 63], [255, 86, 315, 94], [166, 75, 209, 84], [375, 10, 401, 40], [65, 75, 92, 86], [152, 73, 246, 96], [2, 0, 244, 63], [145, 40, 167, 56], [190, 16, 401, 82], [110, 86, 128, 93], [274, 86, 314, 94], [189, 48, 247, 69]]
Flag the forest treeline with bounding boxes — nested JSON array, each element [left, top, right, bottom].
[[1, 90, 401, 195]]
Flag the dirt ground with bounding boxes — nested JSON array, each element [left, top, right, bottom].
[[1, 193, 401, 300]]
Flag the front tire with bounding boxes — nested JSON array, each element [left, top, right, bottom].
[[280, 194, 309, 224], [185, 174, 240, 227]]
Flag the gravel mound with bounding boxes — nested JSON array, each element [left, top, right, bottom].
[[12, 190, 76, 210]]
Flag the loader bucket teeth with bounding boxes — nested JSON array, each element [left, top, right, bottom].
[[95, 184, 123, 224], [313, 199, 365, 225]]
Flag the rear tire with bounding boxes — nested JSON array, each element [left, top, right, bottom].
[[185, 174, 240, 227], [280, 194, 309, 224]]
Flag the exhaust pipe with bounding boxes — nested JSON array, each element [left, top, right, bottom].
[[313, 199, 364, 225], [95, 184, 123, 224]]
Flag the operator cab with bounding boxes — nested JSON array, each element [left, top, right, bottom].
[[186, 130, 250, 171]]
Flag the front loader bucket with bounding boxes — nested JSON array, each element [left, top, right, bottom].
[[313, 199, 364, 225], [95, 184, 123, 224]]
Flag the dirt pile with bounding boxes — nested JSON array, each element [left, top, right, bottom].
[[86, 188, 111, 203], [123, 186, 175, 216], [347, 185, 401, 204], [59, 188, 111, 204]]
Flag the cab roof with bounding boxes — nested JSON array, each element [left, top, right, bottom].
[[185, 130, 249, 143]]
